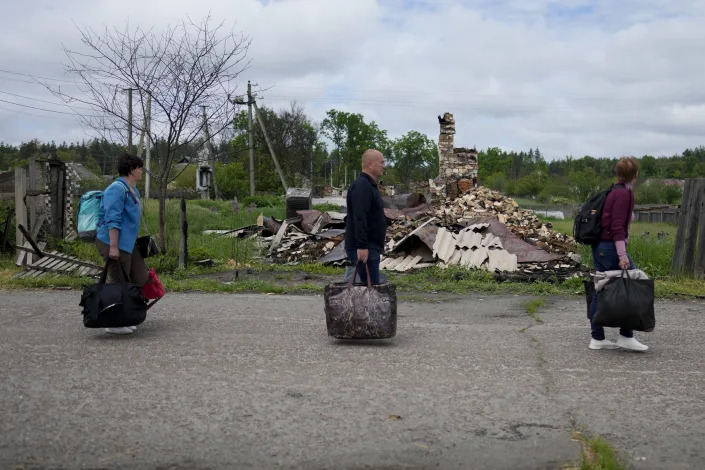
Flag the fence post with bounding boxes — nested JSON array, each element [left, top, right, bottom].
[[14, 167, 27, 262], [178, 196, 188, 269], [671, 178, 705, 277]]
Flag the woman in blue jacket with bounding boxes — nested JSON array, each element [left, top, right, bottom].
[[95, 152, 148, 334]]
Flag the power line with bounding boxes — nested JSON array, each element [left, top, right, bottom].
[[0, 98, 102, 117], [0, 90, 98, 112], [0, 68, 80, 84], [260, 94, 705, 117]]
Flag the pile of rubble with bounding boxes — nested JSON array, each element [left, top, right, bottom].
[[208, 186, 585, 281], [433, 187, 574, 254]]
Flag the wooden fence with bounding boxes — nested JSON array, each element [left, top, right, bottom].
[[634, 205, 680, 224], [671, 178, 705, 278]]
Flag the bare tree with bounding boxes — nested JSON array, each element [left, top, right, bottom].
[[48, 15, 250, 250]]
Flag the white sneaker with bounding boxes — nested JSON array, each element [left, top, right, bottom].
[[105, 327, 134, 335], [126, 326, 137, 332], [616, 335, 648, 352], [589, 339, 619, 350]]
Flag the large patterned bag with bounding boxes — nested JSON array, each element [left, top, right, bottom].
[[324, 263, 397, 339]]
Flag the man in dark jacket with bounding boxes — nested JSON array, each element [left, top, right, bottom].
[[345, 149, 386, 285]]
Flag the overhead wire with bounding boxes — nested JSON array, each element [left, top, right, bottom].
[[0, 97, 104, 118], [0, 90, 99, 112]]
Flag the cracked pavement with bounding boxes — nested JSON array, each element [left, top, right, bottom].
[[1, 290, 703, 469]]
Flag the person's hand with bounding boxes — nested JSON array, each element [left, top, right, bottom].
[[357, 248, 369, 264], [109, 245, 120, 260], [619, 255, 631, 270]]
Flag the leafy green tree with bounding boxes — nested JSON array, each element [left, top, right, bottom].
[[388, 130, 437, 187], [320, 109, 388, 185]]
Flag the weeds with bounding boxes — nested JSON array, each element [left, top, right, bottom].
[[572, 431, 626, 470]]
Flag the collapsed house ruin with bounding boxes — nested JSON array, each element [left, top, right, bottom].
[[209, 113, 583, 281]]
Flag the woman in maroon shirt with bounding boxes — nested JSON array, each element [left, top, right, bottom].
[[587, 157, 648, 352]]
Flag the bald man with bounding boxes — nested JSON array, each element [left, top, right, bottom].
[[344, 149, 386, 285]]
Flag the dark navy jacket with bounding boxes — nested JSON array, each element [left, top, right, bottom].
[[345, 172, 386, 251]]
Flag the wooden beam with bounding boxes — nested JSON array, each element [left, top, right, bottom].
[[672, 179, 694, 275], [14, 167, 27, 261], [17, 224, 44, 257]]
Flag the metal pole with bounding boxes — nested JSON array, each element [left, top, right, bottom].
[[247, 81, 255, 196]]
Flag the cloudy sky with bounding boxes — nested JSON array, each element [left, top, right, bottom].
[[1, 0, 704, 160]]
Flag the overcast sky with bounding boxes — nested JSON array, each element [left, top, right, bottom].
[[1, 0, 704, 160]]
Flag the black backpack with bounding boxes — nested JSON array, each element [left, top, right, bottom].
[[573, 184, 624, 245]]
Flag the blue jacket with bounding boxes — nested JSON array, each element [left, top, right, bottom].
[[96, 178, 141, 253]]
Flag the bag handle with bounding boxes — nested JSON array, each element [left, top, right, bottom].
[[348, 260, 373, 289], [99, 258, 131, 284], [620, 268, 633, 279]]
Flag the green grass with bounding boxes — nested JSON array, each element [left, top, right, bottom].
[[548, 219, 678, 278], [312, 203, 344, 212], [4, 196, 704, 298], [577, 435, 626, 470], [525, 298, 546, 315], [524, 298, 546, 323]]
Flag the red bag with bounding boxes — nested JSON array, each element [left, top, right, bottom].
[[141, 268, 165, 300]]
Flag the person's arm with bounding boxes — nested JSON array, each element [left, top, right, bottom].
[[108, 229, 119, 260]]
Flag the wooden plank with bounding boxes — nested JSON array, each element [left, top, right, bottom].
[[29, 254, 56, 270], [14, 167, 27, 262], [268, 219, 289, 255], [696, 181, 705, 279], [15, 243, 27, 266], [14, 249, 102, 270], [672, 179, 694, 275], [28, 157, 37, 234], [682, 179, 704, 274]]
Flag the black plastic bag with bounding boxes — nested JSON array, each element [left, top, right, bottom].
[[136, 235, 160, 258], [593, 270, 655, 332], [583, 280, 595, 319], [80, 260, 150, 328]]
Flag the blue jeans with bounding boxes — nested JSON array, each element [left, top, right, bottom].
[[588, 240, 635, 340], [346, 248, 381, 285]]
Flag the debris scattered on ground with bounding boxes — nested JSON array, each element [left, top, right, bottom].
[[202, 186, 584, 280]]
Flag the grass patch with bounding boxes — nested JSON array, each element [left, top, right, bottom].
[[549, 220, 678, 278], [524, 298, 545, 324], [313, 203, 344, 212], [525, 298, 546, 315], [573, 432, 626, 470]]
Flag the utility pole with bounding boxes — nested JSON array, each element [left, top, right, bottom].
[[247, 81, 255, 196], [201, 105, 220, 199], [253, 101, 288, 192]]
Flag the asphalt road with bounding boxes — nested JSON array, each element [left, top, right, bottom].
[[1, 290, 703, 469]]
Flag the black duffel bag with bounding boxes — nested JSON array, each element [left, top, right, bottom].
[[593, 269, 655, 332], [80, 260, 150, 328]]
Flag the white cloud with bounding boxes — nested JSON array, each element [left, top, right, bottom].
[[0, 0, 703, 160]]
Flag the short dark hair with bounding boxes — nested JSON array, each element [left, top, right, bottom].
[[116, 152, 144, 177]]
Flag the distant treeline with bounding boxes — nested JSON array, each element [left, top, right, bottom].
[[2, 110, 703, 205]]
